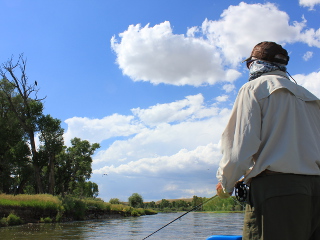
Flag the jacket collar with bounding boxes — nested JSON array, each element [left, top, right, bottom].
[[260, 70, 290, 80]]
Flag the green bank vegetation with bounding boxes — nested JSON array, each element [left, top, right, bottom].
[[0, 194, 157, 227]]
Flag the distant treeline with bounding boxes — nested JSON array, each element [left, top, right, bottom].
[[120, 195, 245, 212]]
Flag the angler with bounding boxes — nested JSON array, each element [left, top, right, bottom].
[[216, 41, 320, 240]]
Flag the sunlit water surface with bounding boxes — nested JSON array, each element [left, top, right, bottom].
[[0, 212, 244, 240]]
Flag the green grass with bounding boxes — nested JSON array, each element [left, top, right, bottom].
[[0, 194, 61, 211]]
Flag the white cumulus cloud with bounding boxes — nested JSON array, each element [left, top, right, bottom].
[[299, 0, 320, 9], [215, 95, 229, 102], [93, 98, 231, 165], [202, 2, 320, 65], [111, 2, 320, 87], [294, 71, 320, 98], [94, 143, 222, 176], [111, 21, 240, 86]]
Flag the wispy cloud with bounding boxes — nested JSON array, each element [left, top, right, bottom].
[[303, 51, 313, 61], [215, 95, 229, 102], [222, 84, 235, 93]]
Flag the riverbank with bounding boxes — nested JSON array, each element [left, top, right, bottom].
[[0, 194, 157, 227]]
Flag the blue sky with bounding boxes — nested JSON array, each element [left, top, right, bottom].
[[1, 0, 320, 202]]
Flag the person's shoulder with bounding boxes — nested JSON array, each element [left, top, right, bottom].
[[251, 70, 319, 102], [239, 73, 274, 93], [239, 71, 293, 100]]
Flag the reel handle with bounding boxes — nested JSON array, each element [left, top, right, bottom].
[[235, 181, 249, 203]]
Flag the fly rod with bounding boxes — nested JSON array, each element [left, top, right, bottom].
[[142, 195, 218, 240]]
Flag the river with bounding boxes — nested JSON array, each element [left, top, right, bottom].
[[0, 212, 244, 240]]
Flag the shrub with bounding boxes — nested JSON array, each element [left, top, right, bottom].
[[59, 195, 86, 220], [109, 198, 121, 204], [110, 204, 123, 212], [144, 209, 157, 215], [55, 207, 64, 222], [83, 198, 111, 211], [136, 208, 145, 215], [40, 217, 52, 223], [74, 199, 86, 220], [130, 209, 141, 217], [7, 213, 23, 225], [120, 206, 132, 217], [0, 217, 8, 227], [60, 195, 75, 212]]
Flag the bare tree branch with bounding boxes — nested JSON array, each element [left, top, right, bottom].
[[0, 54, 46, 102]]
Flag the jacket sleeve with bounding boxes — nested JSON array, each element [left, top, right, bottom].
[[216, 86, 262, 193]]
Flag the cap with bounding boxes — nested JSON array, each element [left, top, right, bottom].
[[242, 41, 289, 65]]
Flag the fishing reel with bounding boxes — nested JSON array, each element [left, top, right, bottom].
[[235, 181, 249, 203]]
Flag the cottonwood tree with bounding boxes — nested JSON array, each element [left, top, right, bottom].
[[37, 114, 64, 195], [0, 55, 45, 193], [73, 181, 99, 198], [0, 83, 31, 193], [128, 193, 144, 208], [55, 137, 100, 197], [191, 195, 204, 210], [159, 199, 171, 210]]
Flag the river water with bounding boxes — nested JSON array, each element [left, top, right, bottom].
[[0, 212, 244, 240]]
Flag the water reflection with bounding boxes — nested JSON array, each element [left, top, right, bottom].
[[0, 212, 244, 240]]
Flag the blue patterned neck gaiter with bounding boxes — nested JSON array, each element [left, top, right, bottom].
[[248, 60, 287, 81]]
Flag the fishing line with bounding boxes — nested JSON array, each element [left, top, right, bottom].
[[142, 195, 218, 240]]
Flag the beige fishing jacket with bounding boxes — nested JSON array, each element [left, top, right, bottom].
[[217, 70, 320, 193]]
